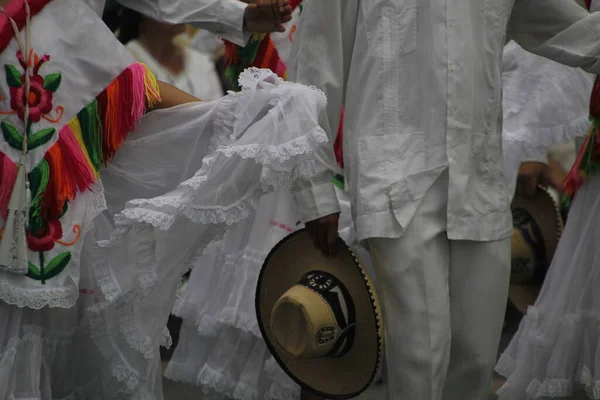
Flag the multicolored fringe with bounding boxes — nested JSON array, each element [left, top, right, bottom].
[[223, 34, 287, 89], [562, 117, 600, 207], [333, 173, 344, 190], [562, 0, 600, 206], [334, 107, 344, 169], [0, 62, 160, 222], [222, 0, 303, 89]]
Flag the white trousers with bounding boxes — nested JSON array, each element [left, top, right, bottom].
[[367, 170, 510, 400]]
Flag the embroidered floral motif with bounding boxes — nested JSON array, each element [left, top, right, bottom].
[[26, 251, 72, 283], [0, 41, 160, 284], [9, 50, 60, 121], [1, 49, 63, 151], [26, 219, 62, 252]]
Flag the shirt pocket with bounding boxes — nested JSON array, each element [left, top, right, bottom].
[[356, 131, 425, 214], [361, 0, 417, 60], [467, 132, 510, 214]]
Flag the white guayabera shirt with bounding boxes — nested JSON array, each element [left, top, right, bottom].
[[289, 0, 600, 243]]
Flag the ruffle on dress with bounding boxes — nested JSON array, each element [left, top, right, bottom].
[[0, 68, 328, 399], [166, 183, 373, 400], [496, 173, 600, 399]]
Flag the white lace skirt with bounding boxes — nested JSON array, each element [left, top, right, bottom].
[[495, 173, 600, 399], [166, 187, 301, 400], [165, 184, 373, 400], [0, 69, 327, 400]]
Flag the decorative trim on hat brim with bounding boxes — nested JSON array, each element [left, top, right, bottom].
[[256, 229, 383, 399], [509, 186, 564, 313]]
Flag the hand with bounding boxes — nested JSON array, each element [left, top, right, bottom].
[[305, 213, 340, 257], [244, 0, 293, 34], [516, 161, 547, 197]]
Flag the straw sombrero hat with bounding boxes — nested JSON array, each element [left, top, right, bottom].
[[256, 229, 383, 399], [509, 187, 564, 314]]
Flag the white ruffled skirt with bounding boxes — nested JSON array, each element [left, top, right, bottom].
[[495, 173, 600, 399], [165, 181, 373, 400], [0, 69, 327, 400]]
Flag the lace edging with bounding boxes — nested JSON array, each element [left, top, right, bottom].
[[238, 67, 327, 104], [496, 307, 600, 399]]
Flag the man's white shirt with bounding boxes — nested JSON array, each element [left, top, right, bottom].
[[289, 0, 600, 242]]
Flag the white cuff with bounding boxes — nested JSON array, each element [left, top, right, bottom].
[[216, 0, 249, 46], [293, 182, 342, 223]]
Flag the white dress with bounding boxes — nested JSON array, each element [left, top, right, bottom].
[[0, 0, 327, 398], [495, 172, 600, 399], [494, 40, 600, 399], [164, 5, 376, 399]]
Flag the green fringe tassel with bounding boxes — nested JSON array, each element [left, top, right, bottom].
[[77, 100, 104, 171], [225, 34, 265, 89], [333, 173, 344, 190]]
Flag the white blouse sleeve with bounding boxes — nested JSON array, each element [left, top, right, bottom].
[[116, 0, 249, 46], [502, 41, 593, 195]]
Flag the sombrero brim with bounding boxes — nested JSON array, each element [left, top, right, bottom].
[[256, 229, 383, 399], [509, 187, 563, 313], [511, 187, 563, 271]]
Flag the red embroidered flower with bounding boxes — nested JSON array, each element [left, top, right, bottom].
[[10, 74, 53, 122], [27, 220, 63, 252], [8, 51, 54, 123]]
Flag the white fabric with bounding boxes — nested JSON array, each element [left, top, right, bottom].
[[268, 5, 302, 66], [164, 7, 337, 398], [495, 173, 600, 399], [166, 183, 373, 400], [190, 30, 224, 57], [115, 0, 250, 46], [0, 39, 328, 398], [367, 169, 511, 400], [548, 142, 578, 173], [126, 40, 224, 100], [501, 40, 593, 197], [166, 189, 301, 400], [0, 0, 134, 310], [165, 6, 376, 396], [288, 0, 600, 243]]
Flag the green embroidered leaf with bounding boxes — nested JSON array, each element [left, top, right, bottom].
[[43, 73, 61, 92], [26, 262, 42, 280], [28, 160, 50, 232], [4, 64, 22, 87], [59, 202, 69, 219], [42, 252, 71, 281], [28, 128, 55, 150], [1, 121, 23, 150], [28, 159, 50, 205]]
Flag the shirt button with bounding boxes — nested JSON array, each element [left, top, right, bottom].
[[449, 63, 457, 71], [384, 7, 394, 17], [448, 107, 456, 115], [449, 20, 457, 27]]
